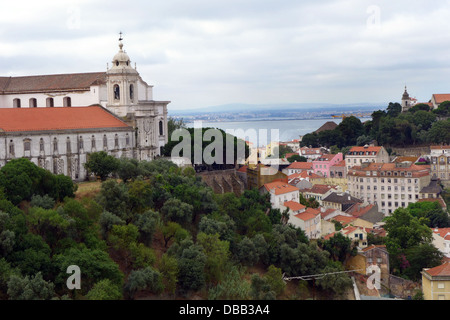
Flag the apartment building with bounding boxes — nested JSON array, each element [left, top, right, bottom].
[[345, 145, 390, 173], [347, 162, 431, 215], [428, 146, 450, 183]]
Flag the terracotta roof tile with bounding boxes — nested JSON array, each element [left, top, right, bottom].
[[432, 94, 450, 104], [0, 106, 130, 132], [284, 201, 306, 212], [424, 262, 450, 277], [0, 72, 106, 94], [263, 181, 299, 195], [294, 207, 320, 221], [287, 161, 313, 170]]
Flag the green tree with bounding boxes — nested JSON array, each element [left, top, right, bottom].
[[159, 253, 179, 296], [316, 261, 353, 297], [264, 265, 286, 297], [176, 240, 207, 293], [85, 279, 123, 300], [84, 151, 119, 181], [133, 210, 160, 246], [337, 116, 365, 146], [250, 273, 276, 300], [160, 198, 193, 226], [208, 265, 250, 300], [287, 154, 307, 163], [318, 232, 357, 263], [7, 272, 55, 300], [53, 247, 124, 295], [96, 180, 131, 221], [197, 232, 230, 284], [428, 119, 450, 144], [30, 194, 55, 209], [123, 267, 163, 299]]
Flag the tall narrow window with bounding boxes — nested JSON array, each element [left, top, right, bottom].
[[24, 139, 31, 152], [78, 136, 84, 150], [113, 84, 120, 100], [40, 138, 45, 152], [103, 134, 108, 149], [91, 135, 96, 151], [66, 137, 71, 154], [114, 134, 119, 149], [125, 133, 130, 146], [63, 97, 72, 107], [53, 137, 58, 153], [159, 120, 163, 136], [129, 84, 134, 101], [13, 98, 21, 108], [9, 140, 14, 156], [46, 97, 54, 107], [29, 98, 37, 108]]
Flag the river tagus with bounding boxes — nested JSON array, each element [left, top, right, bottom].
[[186, 117, 371, 147]]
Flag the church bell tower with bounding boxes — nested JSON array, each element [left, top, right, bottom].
[[106, 33, 140, 117]]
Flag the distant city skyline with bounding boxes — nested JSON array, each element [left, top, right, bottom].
[[2, 0, 450, 110]]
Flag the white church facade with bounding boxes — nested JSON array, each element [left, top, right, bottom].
[[0, 36, 170, 181]]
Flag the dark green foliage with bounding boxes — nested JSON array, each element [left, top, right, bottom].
[[0, 158, 75, 205], [123, 267, 163, 299], [84, 151, 119, 181], [7, 272, 55, 300], [53, 247, 124, 295]]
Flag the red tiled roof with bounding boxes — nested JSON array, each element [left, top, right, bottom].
[[0, 72, 106, 94], [424, 262, 450, 277], [284, 201, 306, 212], [346, 203, 376, 218], [432, 228, 450, 240], [321, 208, 336, 219], [263, 181, 299, 195], [294, 207, 320, 221], [302, 184, 336, 195], [0, 106, 130, 132], [430, 145, 450, 150], [332, 160, 346, 167], [332, 215, 357, 226], [348, 162, 430, 178], [348, 146, 382, 154], [432, 94, 450, 104], [287, 161, 313, 170]]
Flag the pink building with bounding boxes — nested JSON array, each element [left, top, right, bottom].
[[312, 153, 343, 178]]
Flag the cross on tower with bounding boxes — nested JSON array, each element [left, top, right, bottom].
[[119, 31, 123, 41]]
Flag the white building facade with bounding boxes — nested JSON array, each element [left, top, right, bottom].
[[0, 36, 170, 180]]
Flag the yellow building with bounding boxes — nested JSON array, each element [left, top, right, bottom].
[[422, 261, 450, 300]]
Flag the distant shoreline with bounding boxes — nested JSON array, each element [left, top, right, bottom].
[[185, 116, 371, 125]]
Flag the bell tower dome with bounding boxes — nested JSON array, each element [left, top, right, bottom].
[[106, 33, 140, 117]]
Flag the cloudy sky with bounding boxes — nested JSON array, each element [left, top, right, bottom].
[[2, 0, 450, 110]]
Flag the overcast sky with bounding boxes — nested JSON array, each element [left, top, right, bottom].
[[2, 0, 450, 110]]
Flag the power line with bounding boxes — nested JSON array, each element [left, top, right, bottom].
[[282, 269, 363, 282]]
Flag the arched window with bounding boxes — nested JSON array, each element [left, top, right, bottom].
[[9, 140, 14, 156], [46, 97, 54, 107], [24, 139, 31, 152], [13, 98, 21, 108], [29, 98, 37, 108], [159, 120, 163, 136], [63, 97, 72, 107], [125, 133, 130, 146], [78, 136, 84, 150], [103, 134, 108, 149], [129, 84, 134, 101], [113, 84, 120, 100]]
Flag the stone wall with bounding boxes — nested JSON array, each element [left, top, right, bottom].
[[389, 274, 422, 299], [198, 169, 244, 196]]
